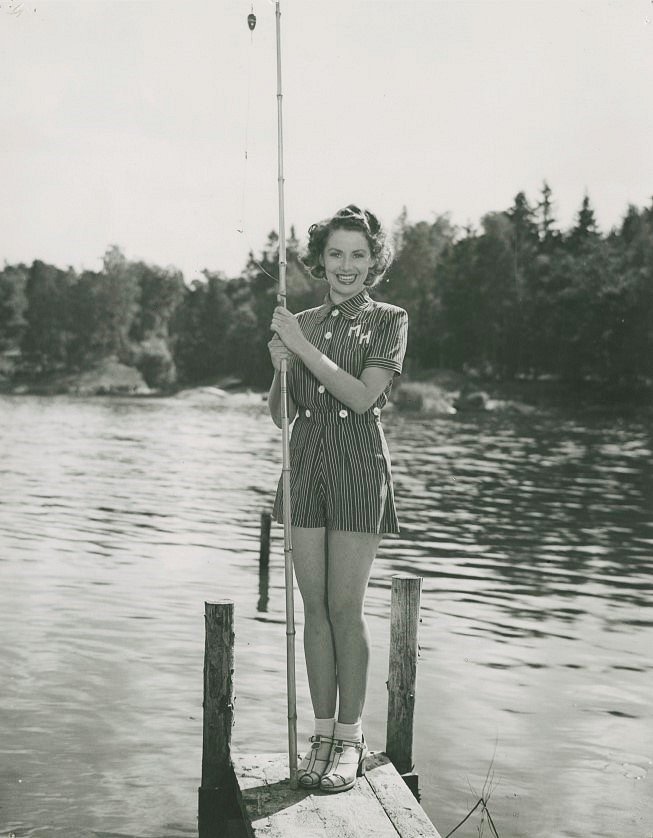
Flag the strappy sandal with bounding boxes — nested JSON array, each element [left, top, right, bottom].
[[319, 735, 367, 793], [297, 734, 334, 789]]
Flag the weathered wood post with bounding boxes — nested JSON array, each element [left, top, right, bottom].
[[198, 600, 239, 836], [386, 573, 422, 799], [258, 511, 271, 612], [259, 510, 271, 571]]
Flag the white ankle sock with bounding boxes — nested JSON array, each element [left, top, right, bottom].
[[334, 720, 362, 742], [314, 717, 335, 738]]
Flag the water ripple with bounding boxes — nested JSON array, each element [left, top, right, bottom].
[[1, 394, 652, 838]]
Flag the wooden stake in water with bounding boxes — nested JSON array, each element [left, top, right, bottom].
[[259, 510, 271, 572], [386, 574, 422, 782], [258, 511, 271, 613], [198, 600, 236, 835], [274, 0, 298, 791]]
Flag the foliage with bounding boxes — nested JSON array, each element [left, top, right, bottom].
[[1, 191, 651, 393], [383, 213, 456, 369], [0, 263, 28, 351], [381, 189, 653, 390], [170, 272, 234, 384], [21, 260, 77, 372], [129, 336, 177, 389]]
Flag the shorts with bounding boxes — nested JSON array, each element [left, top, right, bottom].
[[272, 410, 400, 534]]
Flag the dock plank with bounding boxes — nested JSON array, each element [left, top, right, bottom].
[[365, 753, 442, 837], [231, 752, 442, 838]]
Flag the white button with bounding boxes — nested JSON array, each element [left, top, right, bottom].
[[373, 407, 381, 416], [338, 409, 348, 418], [331, 309, 339, 317], [305, 409, 311, 417], [325, 332, 332, 339], [318, 385, 325, 393]]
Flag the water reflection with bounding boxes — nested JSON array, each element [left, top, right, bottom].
[[388, 414, 653, 615], [1, 394, 652, 838]]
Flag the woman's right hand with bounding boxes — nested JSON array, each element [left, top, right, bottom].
[[268, 334, 293, 371]]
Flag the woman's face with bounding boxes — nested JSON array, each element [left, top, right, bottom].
[[320, 228, 373, 301]]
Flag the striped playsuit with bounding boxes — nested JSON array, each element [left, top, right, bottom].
[[272, 289, 408, 534]]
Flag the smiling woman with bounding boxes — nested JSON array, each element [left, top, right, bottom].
[[302, 205, 394, 290], [267, 204, 408, 794]]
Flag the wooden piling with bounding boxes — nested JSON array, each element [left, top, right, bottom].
[[198, 600, 239, 837], [257, 511, 271, 612], [259, 510, 271, 571], [386, 574, 422, 795]]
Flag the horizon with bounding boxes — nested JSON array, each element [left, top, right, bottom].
[[1, 0, 651, 281], [3, 187, 650, 282]]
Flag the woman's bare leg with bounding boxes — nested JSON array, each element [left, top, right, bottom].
[[291, 526, 337, 719], [326, 530, 381, 724]]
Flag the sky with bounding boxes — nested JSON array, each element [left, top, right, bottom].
[[1, 0, 652, 282]]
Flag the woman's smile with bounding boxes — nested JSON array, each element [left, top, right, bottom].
[[320, 228, 374, 302]]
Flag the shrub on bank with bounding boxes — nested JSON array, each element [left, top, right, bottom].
[[130, 337, 177, 390]]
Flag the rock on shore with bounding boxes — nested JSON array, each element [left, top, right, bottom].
[[9, 359, 152, 396], [392, 370, 536, 416]]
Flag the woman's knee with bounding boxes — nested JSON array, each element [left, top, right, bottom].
[[302, 593, 330, 624], [327, 598, 365, 633]]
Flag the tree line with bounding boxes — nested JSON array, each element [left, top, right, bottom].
[[1, 185, 652, 392]]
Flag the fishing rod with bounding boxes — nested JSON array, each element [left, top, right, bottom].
[[247, 1, 298, 790]]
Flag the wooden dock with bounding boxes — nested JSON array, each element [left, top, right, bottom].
[[231, 751, 441, 837], [198, 558, 442, 837]]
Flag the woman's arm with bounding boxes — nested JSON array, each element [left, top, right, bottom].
[[270, 307, 394, 414], [296, 342, 394, 414]]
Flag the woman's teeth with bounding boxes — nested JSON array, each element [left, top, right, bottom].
[[338, 274, 356, 283]]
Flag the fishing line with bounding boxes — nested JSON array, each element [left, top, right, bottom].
[[237, 7, 253, 236], [237, 3, 278, 284]]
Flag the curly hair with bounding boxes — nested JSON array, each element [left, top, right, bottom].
[[302, 205, 394, 287]]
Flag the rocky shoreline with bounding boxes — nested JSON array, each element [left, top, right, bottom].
[[1, 358, 650, 414], [392, 369, 652, 415], [2, 359, 154, 397]]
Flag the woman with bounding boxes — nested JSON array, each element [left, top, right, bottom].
[[267, 205, 408, 793]]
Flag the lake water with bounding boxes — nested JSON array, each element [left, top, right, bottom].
[[1, 392, 652, 838]]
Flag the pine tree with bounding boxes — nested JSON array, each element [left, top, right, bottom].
[[536, 181, 559, 249], [568, 193, 599, 250]]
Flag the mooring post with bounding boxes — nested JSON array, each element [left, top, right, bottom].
[[258, 511, 271, 612], [198, 600, 238, 837], [386, 573, 422, 798], [259, 510, 271, 571]]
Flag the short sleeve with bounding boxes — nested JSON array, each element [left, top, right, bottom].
[[364, 308, 408, 375]]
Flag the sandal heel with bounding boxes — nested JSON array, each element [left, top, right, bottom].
[[357, 743, 368, 777]]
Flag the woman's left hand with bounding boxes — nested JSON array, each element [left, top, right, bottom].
[[271, 306, 307, 355]]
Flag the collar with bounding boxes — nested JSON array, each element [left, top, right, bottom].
[[315, 289, 374, 323]]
